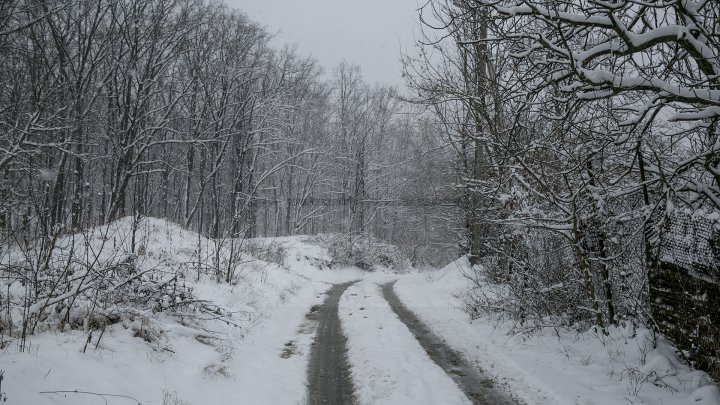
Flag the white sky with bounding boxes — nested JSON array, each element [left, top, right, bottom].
[[223, 0, 420, 88]]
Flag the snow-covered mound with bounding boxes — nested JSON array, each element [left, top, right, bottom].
[[1, 217, 327, 335], [0, 217, 370, 405]]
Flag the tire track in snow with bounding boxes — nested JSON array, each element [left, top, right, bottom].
[[307, 281, 358, 405], [340, 281, 472, 405], [381, 281, 516, 405]]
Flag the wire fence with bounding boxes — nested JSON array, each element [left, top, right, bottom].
[[649, 209, 720, 380]]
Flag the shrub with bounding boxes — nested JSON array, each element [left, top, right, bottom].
[[315, 233, 411, 273]]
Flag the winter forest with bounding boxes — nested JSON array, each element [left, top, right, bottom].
[[1, 1, 719, 404]]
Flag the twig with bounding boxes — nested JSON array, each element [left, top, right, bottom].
[[39, 390, 141, 404]]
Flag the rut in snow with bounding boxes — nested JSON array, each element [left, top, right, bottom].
[[381, 281, 516, 405], [307, 281, 358, 405]]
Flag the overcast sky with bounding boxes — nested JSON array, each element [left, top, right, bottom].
[[224, 0, 420, 88]]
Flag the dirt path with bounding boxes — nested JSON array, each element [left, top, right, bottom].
[[381, 281, 516, 405], [307, 281, 357, 405]]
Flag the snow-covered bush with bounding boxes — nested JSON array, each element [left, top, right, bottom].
[[0, 217, 235, 344], [313, 233, 411, 273], [163, 391, 193, 405], [462, 230, 586, 331], [241, 239, 287, 269]]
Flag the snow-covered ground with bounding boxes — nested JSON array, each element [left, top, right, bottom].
[[1, 218, 365, 405], [394, 257, 720, 405], [2, 218, 718, 405]]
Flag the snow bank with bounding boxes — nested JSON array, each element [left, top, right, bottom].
[[394, 259, 720, 405], [0, 217, 363, 405]]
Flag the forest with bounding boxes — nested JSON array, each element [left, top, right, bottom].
[[1, 0, 720, 399], [0, 0, 459, 266]]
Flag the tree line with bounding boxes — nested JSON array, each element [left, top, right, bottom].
[[404, 0, 720, 334], [0, 0, 462, 267]]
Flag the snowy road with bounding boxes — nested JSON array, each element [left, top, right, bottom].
[[306, 279, 515, 404], [307, 281, 358, 405], [336, 280, 472, 405], [382, 281, 514, 405]]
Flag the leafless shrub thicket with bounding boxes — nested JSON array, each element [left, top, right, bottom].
[[315, 233, 412, 273], [405, 0, 720, 333], [1, 217, 239, 350]]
